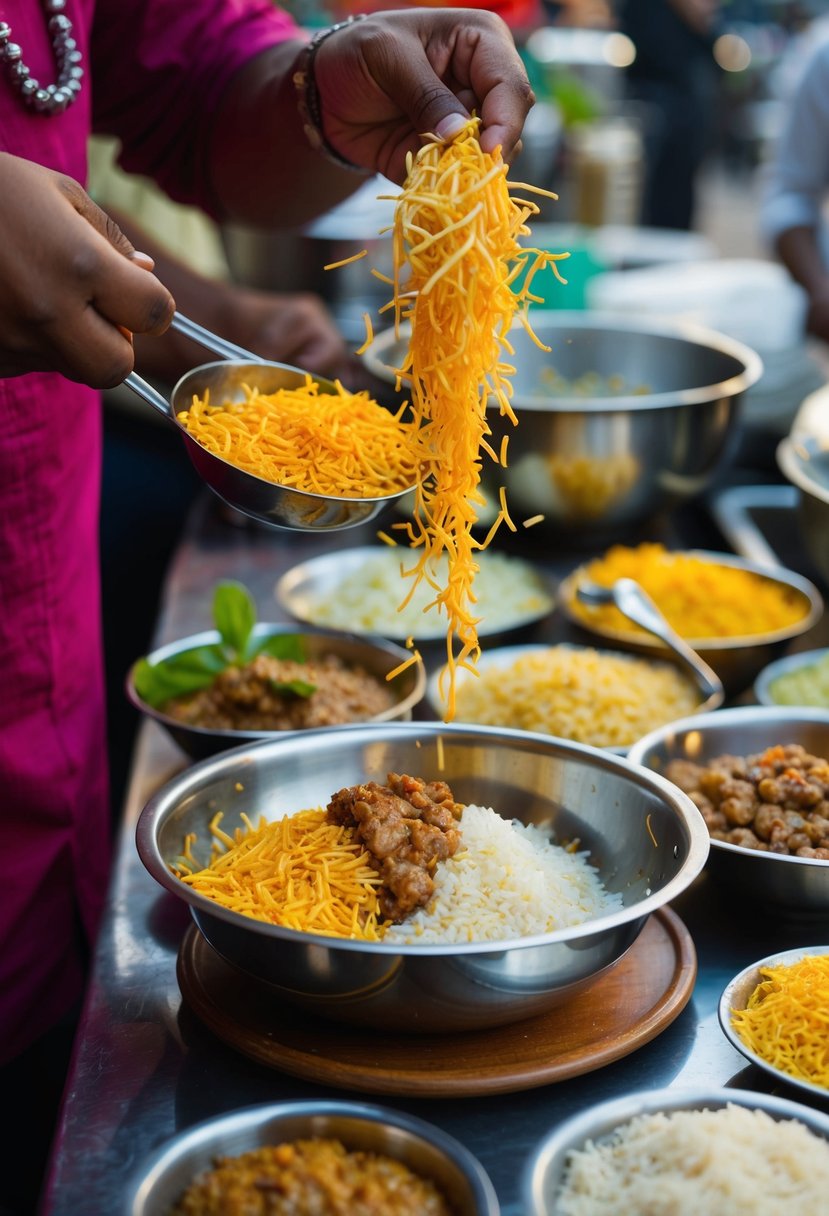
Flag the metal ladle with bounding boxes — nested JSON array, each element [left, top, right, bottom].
[[576, 577, 725, 712], [122, 312, 416, 532]]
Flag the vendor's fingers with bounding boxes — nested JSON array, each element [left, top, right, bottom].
[[84, 235, 175, 338], [44, 302, 140, 389], [58, 174, 139, 261]]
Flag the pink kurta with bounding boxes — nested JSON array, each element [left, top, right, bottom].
[[0, 0, 297, 1064]]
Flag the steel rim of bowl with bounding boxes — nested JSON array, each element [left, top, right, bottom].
[[718, 945, 829, 1101], [123, 1099, 499, 1216], [559, 550, 824, 653], [126, 624, 427, 744], [754, 647, 829, 707], [521, 1085, 829, 1216], [136, 719, 711, 957], [778, 435, 829, 504], [626, 703, 829, 870], [362, 311, 764, 412]]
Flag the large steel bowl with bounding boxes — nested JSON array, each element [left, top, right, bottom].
[[777, 433, 829, 586], [136, 721, 709, 1033], [627, 705, 829, 915], [362, 311, 762, 535]]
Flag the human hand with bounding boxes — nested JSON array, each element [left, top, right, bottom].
[[214, 286, 350, 382], [0, 153, 174, 387], [312, 7, 535, 182]]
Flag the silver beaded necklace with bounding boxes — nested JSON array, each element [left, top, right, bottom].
[[0, 0, 84, 115]]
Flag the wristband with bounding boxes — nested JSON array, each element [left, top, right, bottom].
[[293, 14, 371, 174]]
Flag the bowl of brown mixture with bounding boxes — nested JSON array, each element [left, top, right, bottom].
[[127, 624, 426, 760], [122, 1098, 499, 1216], [627, 705, 829, 915]]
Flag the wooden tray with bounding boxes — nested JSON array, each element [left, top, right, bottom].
[[177, 907, 696, 1097]]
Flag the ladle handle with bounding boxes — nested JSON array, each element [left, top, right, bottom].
[[169, 312, 263, 363], [612, 578, 723, 700], [122, 371, 175, 420]]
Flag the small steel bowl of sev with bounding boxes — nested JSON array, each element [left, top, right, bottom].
[[521, 1086, 829, 1216], [136, 720, 709, 1033], [126, 624, 426, 761], [718, 945, 829, 1103], [126, 348, 418, 532], [627, 705, 829, 916], [122, 1098, 499, 1216]]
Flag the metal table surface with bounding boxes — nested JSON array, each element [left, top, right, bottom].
[[40, 489, 829, 1216]]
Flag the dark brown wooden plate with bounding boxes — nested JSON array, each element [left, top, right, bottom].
[[176, 907, 696, 1097]]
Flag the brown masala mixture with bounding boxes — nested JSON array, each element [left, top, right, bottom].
[[170, 1136, 454, 1215], [163, 653, 395, 731], [665, 743, 829, 857], [327, 772, 463, 922]]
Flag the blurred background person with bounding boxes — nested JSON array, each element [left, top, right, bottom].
[[760, 14, 829, 346], [618, 0, 724, 230]]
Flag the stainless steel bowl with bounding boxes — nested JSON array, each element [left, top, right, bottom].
[[362, 311, 762, 534], [136, 721, 709, 1033], [719, 944, 829, 1103], [558, 550, 823, 698], [126, 624, 426, 761], [777, 433, 829, 586], [122, 1099, 499, 1216], [627, 705, 829, 915], [754, 646, 829, 707], [522, 1086, 829, 1216]]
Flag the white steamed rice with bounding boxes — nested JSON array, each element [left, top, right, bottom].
[[382, 804, 622, 944]]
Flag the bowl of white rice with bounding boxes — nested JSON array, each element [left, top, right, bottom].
[[523, 1086, 829, 1216], [137, 720, 709, 1033]]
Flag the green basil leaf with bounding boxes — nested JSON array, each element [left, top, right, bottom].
[[213, 581, 256, 658], [268, 677, 317, 699], [252, 633, 308, 663], [133, 645, 226, 709]]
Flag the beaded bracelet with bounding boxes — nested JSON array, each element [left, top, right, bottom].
[[293, 13, 371, 174]]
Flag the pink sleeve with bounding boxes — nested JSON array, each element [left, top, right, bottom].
[[90, 0, 301, 215]]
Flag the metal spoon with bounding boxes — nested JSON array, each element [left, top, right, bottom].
[[122, 312, 416, 532], [576, 577, 725, 711]]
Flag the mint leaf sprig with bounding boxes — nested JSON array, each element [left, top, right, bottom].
[[133, 581, 313, 710]]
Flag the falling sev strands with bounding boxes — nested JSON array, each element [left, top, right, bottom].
[[176, 377, 419, 500], [378, 117, 568, 717], [730, 953, 829, 1090]]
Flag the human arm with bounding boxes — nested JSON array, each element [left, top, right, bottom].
[[209, 8, 534, 224], [0, 153, 174, 385], [109, 210, 350, 384]]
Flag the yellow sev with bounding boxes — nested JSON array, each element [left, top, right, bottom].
[[173, 808, 384, 940], [379, 117, 568, 717], [176, 377, 418, 500], [730, 954, 829, 1089]]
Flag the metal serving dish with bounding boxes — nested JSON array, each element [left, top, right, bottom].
[[719, 944, 829, 1103], [122, 1099, 499, 1216], [558, 550, 823, 698], [777, 433, 829, 586], [522, 1086, 829, 1216], [425, 643, 721, 754], [126, 624, 425, 760], [275, 545, 556, 643], [136, 721, 709, 1033], [754, 646, 829, 707], [362, 311, 762, 535], [627, 705, 829, 915]]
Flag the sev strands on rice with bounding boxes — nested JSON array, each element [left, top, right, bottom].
[[173, 808, 384, 939], [176, 377, 418, 500], [378, 118, 567, 718], [730, 954, 829, 1089]]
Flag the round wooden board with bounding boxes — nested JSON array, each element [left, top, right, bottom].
[[176, 908, 696, 1097]]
